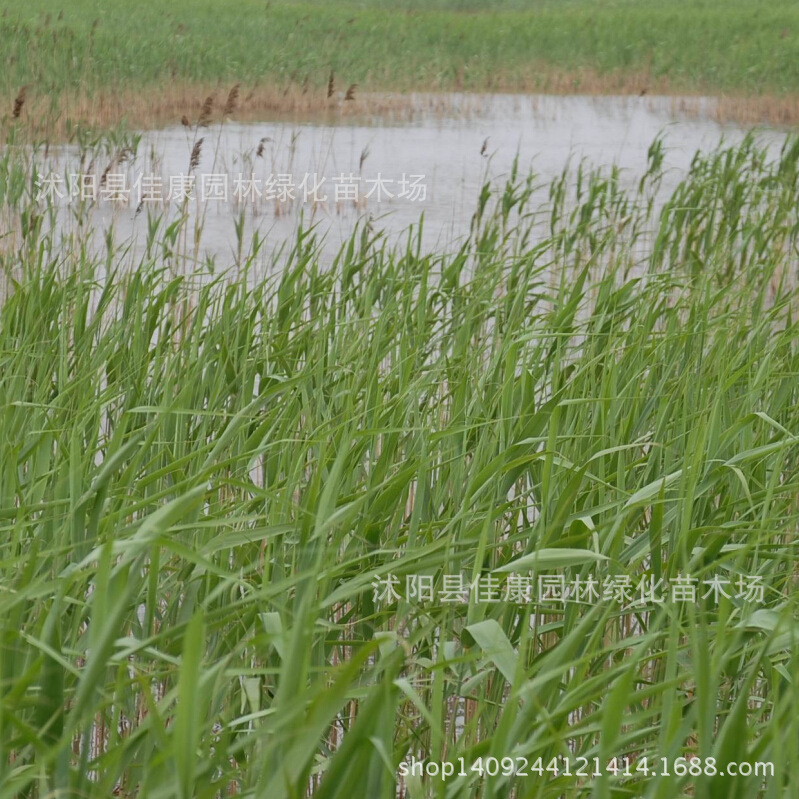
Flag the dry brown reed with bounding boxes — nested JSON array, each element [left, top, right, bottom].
[[11, 87, 26, 119], [223, 84, 240, 117], [6, 70, 799, 142], [198, 94, 214, 128], [255, 137, 271, 158], [189, 138, 203, 172]]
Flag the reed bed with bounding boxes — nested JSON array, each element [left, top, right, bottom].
[[1, 133, 799, 798], [3, 0, 799, 135], [13, 85, 799, 145]]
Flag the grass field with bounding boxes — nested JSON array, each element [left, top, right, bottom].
[[1, 128, 799, 796], [2, 0, 799, 131]]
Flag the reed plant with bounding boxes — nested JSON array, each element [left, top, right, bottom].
[[0, 133, 798, 797], [3, 0, 799, 133]]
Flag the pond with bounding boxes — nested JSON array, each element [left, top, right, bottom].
[[38, 93, 788, 267]]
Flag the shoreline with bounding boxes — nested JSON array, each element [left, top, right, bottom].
[[5, 79, 799, 141]]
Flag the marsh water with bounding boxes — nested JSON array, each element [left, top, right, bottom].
[[41, 93, 787, 267]]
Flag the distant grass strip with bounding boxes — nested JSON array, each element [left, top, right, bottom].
[[1, 0, 799, 130]]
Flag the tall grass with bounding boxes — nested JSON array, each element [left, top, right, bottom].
[[3, 0, 799, 132], [1, 133, 799, 797]]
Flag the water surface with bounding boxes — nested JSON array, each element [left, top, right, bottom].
[[41, 93, 787, 267]]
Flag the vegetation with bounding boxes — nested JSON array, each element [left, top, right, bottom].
[[2, 0, 799, 130], [1, 129, 799, 796]]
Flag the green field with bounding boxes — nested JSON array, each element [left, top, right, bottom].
[[1, 130, 799, 796], [2, 0, 799, 123]]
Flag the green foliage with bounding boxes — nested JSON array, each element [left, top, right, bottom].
[[1, 133, 799, 796], [0, 0, 798, 100]]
